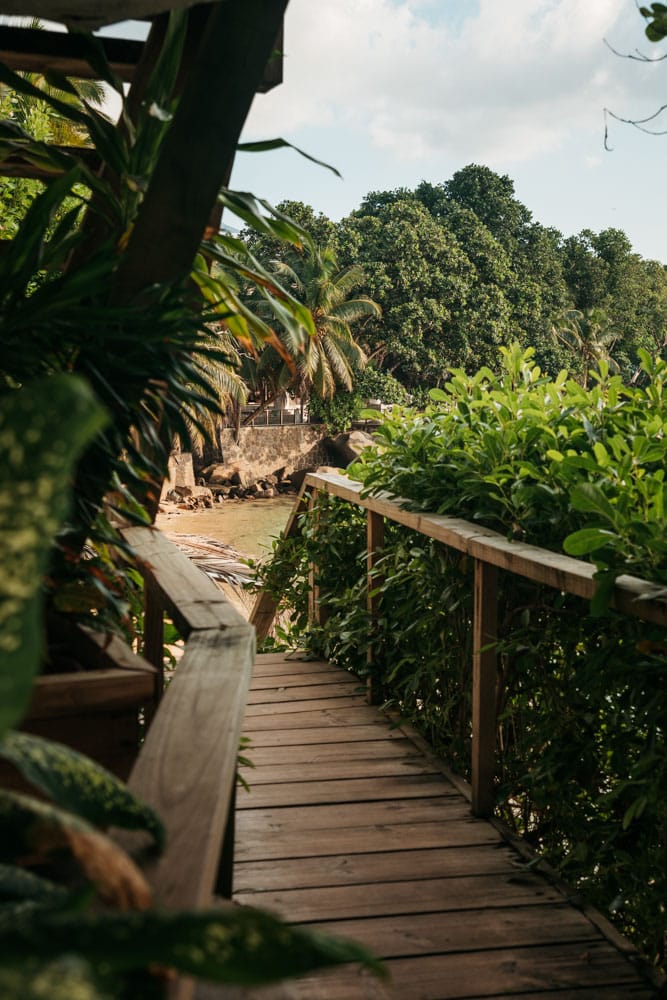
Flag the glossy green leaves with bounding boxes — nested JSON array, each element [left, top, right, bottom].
[[354, 344, 667, 594], [640, 3, 667, 41]]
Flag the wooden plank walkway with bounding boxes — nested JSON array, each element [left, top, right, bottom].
[[227, 653, 658, 999]]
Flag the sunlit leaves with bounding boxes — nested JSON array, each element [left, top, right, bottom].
[[640, 3, 667, 41], [354, 343, 667, 589], [0, 956, 115, 1000]]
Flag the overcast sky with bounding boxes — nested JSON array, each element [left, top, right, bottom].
[[230, 0, 666, 262]]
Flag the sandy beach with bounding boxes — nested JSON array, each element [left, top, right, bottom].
[[154, 495, 295, 619]]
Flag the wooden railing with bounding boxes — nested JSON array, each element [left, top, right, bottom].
[[251, 471, 667, 819], [117, 526, 255, 1000]]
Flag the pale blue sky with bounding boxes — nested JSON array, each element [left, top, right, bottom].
[[231, 0, 666, 263]]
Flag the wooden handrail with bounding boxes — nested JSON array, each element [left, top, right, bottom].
[[250, 471, 667, 820], [300, 473, 667, 626], [117, 526, 255, 1000]]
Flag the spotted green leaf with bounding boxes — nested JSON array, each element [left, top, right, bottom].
[[0, 957, 114, 1000], [0, 733, 164, 851], [0, 864, 68, 905], [0, 791, 150, 910], [0, 375, 107, 739], [0, 906, 384, 985]]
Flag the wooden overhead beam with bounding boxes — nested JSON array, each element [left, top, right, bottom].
[[0, 13, 282, 91], [0, 0, 234, 32], [0, 25, 143, 80]]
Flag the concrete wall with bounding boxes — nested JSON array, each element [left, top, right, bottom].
[[198, 425, 332, 483]]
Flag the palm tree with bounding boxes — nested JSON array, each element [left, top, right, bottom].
[[552, 307, 620, 388], [242, 245, 380, 425], [0, 19, 106, 146]]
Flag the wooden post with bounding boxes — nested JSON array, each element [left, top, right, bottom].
[[143, 576, 165, 702], [307, 491, 328, 627], [216, 782, 236, 899], [366, 510, 385, 704], [471, 559, 498, 817]]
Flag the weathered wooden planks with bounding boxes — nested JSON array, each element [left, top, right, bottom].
[[237, 775, 454, 810], [242, 738, 419, 765], [234, 845, 518, 893], [223, 652, 659, 1000], [119, 627, 254, 909], [238, 755, 439, 785], [253, 944, 655, 999], [245, 680, 364, 704]]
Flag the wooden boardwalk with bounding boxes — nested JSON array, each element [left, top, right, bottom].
[[230, 652, 657, 1000]]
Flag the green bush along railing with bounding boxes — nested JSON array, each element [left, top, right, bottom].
[[251, 346, 667, 973]]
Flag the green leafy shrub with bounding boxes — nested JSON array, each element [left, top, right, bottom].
[[352, 342, 667, 606], [255, 344, 667, 970], [309, 365, 410, 434]]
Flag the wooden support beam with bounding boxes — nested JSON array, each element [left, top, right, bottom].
[[114, 0, 289, 301], [0, 25, 143, 80], [303, 473, 667, 627], [122, 525, 247, 633], [216, 782, 237, 900], [366, 509, 384, 705], [471, 559, 498, 817]]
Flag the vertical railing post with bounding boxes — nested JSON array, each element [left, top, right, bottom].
[[366, 509, 384, 704], [143, 576, 165, 713], [307, 490, 329, 627], [471, 559, 498, 817], [216, 782, 236, 899]]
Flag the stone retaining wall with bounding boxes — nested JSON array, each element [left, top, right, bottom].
[[198, 425, 331, 483]]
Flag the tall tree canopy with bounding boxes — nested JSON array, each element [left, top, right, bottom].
[[240, 167, 667, 404]]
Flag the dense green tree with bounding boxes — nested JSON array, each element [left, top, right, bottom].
[[341, 176, 574, 385], [561, 230, 610, 311], [238, 167, 667, 401], [309, 363, 409, 433], [442, 164, 533, 255], [339, 198, 479, 389], [560, 227, 667, 378]]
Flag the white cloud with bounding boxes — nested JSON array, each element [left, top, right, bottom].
[[245, 0, 658, 165]]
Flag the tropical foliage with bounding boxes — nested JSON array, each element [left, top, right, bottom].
[[241, 165, 667, 426], [0, 18, 383, 995], [239, 243, 379, 423], [255, 345, 667, 971], [0, 370, 378, 999], [0, 15, 321, 618]]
